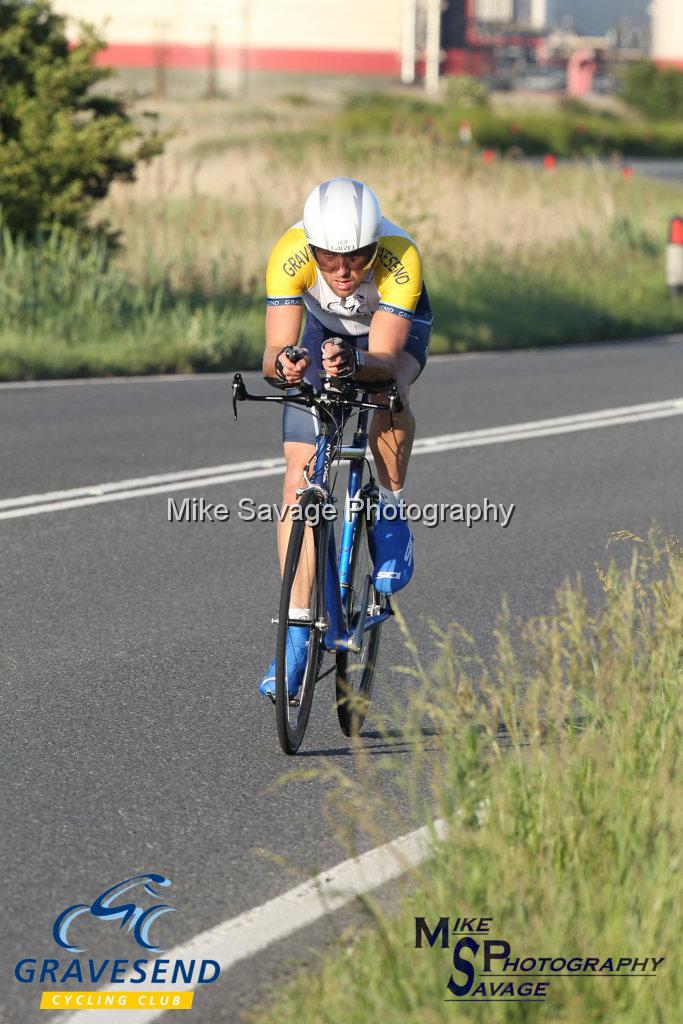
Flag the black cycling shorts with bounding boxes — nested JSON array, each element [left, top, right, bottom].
[[282, 289, 432, 446]]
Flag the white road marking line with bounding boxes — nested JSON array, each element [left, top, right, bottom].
[[3, 398, 683, 521], [0, 457, 285, 510], [0, 372, 240, 390], [410, 405, 683, 455], [412, 398, 683, 446], [0, 353, 493, 390], [0, 467, 285, 520], [53, 819, 447, 1024]]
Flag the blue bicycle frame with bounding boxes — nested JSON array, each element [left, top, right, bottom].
[[303, 398, 392, 653]]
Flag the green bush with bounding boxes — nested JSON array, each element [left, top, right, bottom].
[[0, 0, 162, 238], [622, 61, 683, 121], [445, 73, 490, 108]]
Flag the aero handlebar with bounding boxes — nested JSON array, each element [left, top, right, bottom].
[[231, 373, 404, 423]]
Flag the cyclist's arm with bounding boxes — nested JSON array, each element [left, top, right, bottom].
[[362, 310, 411, 380], [321, 311, 409, 381], [264, 226, 315, 380], [359, 234, 422, 380], [263, 304, 304, 378]]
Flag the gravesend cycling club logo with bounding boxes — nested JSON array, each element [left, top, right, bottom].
[[415, 915, 666, 1004], [53, 873, 175, 953], [15, 872, 220, 1012]]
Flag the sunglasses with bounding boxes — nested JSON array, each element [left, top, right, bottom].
[[310, 243, 378, 272]]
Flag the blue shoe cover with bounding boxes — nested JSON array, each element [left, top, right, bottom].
[[369, 507, 414, 595], [259, 624, 310, 698]]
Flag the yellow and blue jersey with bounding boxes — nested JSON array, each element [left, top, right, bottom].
[[265, 217, 428, 336]]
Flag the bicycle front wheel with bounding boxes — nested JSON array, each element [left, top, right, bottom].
[[275, 494, 326, 755], [336, 506, 384, 737]]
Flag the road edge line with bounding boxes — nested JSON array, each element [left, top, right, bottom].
[[53, 819, 448, 1023]]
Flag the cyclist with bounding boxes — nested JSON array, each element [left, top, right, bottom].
[[259, 177, 432, 698]]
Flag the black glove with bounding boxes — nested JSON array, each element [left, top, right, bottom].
[[274, 345, 309, 382], [321, 337, 358, 378]]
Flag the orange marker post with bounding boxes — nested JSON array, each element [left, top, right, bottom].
[[667, 216, 683, 295]]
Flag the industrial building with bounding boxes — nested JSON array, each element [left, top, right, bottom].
[[651, 0, 683, 68], [51, 1, 531, 85], [53, 0, 681, 89], [55, 0, 411, 79], [532, 1, 648, 35]]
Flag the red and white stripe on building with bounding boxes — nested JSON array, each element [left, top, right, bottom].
[[54, 0, 492, 81], [55, 0, 406, 77]]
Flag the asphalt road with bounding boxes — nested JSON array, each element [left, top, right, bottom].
[[2, 335, 683, 1023], [630, 158, 683, 185], [526, 157, 683, 184]]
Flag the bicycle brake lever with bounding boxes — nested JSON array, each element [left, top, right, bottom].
[[285, 345, 309, 363], [232, 373, 247, 420], [388, 384, 403, 430]]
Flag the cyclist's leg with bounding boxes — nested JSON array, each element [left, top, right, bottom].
[[259, 431, 316, 698], [368, 349, 421, 490], [368, 302, 432, 490], [260, 317, 322, 698], [365, 305, 432, 594], [280, 440, 316, 605]]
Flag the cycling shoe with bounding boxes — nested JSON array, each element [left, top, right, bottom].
[[369, 508, 414, 595], [259, 624, 310, 699]]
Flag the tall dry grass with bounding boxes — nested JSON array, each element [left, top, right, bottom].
[[252, 531, 683, 1024], [102, 102, 672, 293]]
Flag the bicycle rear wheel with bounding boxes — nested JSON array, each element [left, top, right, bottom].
[[336, 505, 384, 737], [275, 494, 326, 755]]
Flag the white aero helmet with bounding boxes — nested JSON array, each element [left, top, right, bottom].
[[303, 177, 382, 257]]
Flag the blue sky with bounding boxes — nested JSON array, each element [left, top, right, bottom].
[[547, 0, 649, 33]]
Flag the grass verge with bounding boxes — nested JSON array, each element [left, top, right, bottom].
[[251, 531, 683, 1024], [3, 226, 683, 379]]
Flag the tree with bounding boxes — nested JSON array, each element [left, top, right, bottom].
[[622, 61, 683, 122], [0, 0, 162, 238]]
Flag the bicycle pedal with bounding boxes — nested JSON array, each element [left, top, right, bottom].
[[266, 691, 300, 707]]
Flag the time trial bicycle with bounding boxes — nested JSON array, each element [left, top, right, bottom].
[[232, 358, 403, 755]]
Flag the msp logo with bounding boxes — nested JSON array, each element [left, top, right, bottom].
[[53, 873, 175, 953], [15, 872, 220, 1012], [415, 916, 666, 1004]]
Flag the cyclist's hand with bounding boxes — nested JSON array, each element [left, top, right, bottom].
[[321, 338, 357, 378], [274, 345, 310, 384]]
